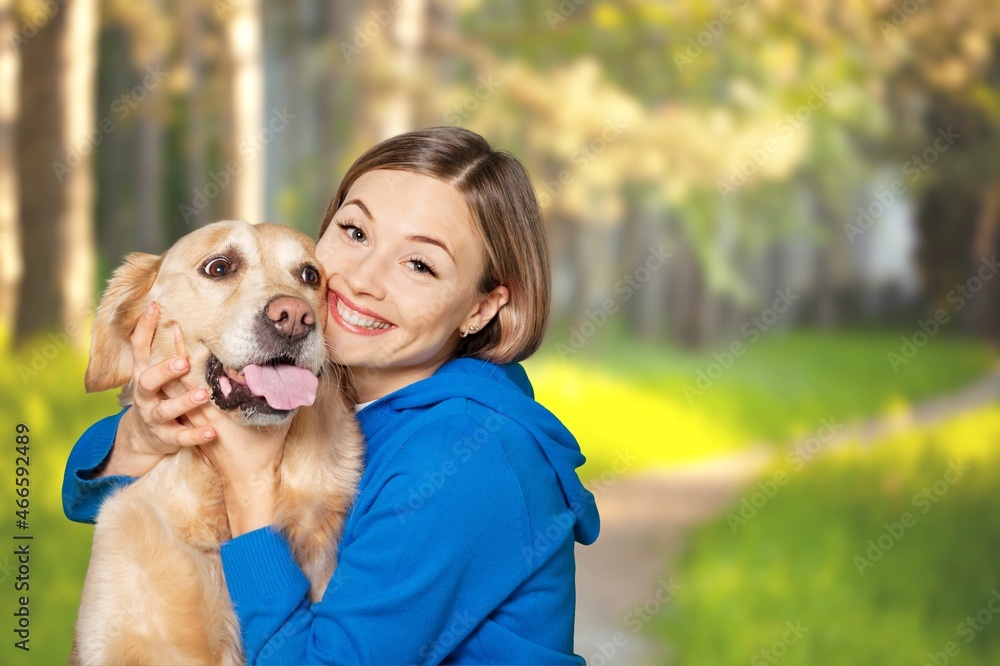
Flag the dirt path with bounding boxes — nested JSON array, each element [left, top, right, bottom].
[[573, 368, 1000, 665]]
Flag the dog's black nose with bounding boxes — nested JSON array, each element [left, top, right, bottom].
[[266, 296, 316, 341]]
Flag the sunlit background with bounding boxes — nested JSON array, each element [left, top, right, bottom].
[[1, 0, 999, 664]]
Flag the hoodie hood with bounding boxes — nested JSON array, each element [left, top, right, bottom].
[[366, 357, 600, 545]]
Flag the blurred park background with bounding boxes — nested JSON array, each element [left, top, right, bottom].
[[1, 0, 999, 664]]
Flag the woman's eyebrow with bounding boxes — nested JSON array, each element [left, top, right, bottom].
[[407, 234, 454, 261], [343, 199, 374, 221]]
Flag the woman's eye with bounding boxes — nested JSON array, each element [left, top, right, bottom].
[[336, 221, 367, 244], [204, 257, 231, 277], [408, 259, 436, 276], [301, 265, 320, 285]]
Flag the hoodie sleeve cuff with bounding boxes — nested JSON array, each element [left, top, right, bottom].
[[220, 526, 310, 608], [76, 408, 127, 478], [63, 409, 137, 524]]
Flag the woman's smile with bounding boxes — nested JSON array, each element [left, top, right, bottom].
[[328, 289, 396, 336]]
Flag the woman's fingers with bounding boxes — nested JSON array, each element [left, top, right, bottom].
[[117, 305, 218, 455], [130, 301, 159, 371], [134, 356, 191, 399], [150, 386, 211, 426], [172, 321, 188, 359], [130, 304, 191, 401], [163, 418, 218, 447]]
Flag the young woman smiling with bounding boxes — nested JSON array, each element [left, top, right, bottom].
[[63, 127, 599, 664]]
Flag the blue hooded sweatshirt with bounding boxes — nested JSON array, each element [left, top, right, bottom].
[[63, 357, 600, 664]]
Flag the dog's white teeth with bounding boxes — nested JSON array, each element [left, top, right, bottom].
[[225, 367, 248, 385]]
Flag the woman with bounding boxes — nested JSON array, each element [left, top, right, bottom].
[[63, 126, 599, 664]]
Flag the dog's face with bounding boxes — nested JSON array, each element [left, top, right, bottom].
[[85, 220, 329, 426]]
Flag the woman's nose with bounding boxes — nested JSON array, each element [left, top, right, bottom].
[[344, 252, 387, 300]]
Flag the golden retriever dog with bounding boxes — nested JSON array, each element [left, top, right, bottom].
[[70, 220, 363, 665]]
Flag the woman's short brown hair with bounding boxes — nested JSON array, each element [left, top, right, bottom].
[[318, 126, 550, 364]]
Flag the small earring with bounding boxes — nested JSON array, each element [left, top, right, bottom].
[[460, 324, 480, 338]]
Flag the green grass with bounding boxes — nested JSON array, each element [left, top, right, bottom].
[[525, 329, 996, 480], [0, 327, 993, 663], [1, 334, 120, 666], [656, 404, 1000, 665]]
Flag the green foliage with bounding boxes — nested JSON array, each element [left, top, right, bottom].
[[527, 329, 996, 480], [0, 336, 119, 666], [0, 327, 992, 663], [658, 405, 1000, 665]]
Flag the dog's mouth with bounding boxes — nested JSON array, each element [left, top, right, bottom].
[[206, 353, 319, 416]]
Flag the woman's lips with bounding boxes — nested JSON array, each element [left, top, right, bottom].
[[328, 290, 395, 336]]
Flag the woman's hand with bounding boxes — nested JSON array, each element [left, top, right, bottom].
[[98, 302, 218, 478], [207, 418, 289, 538], [98, 301, 284, 536]]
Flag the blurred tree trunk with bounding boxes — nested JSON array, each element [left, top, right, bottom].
[[15, 0, 97, 346], [181, 0, 206, 228], [622, 198, 668, 340], [916, 181, 999, 340], [137, 111, 163, 251], [809, 184, 840, 329], [967, 180, 1000, 339], [0, 0, 20, 330], [136, 0, 166, 254], [317, 0, 356, 207], [96, 26, 135, 266], [564, 218, 588, 328], [916, 181, 977, 307], [421, 0, 453, 128], [223, 0, 263, 222], [289, 1, 306, 224], [381, 0, 425, 138], [668, 227, 708, 348]]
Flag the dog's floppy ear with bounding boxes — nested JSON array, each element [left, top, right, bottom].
[[85, 252, 163, 392]]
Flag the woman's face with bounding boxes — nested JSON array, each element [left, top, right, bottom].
[[316, 169, 507, 401]]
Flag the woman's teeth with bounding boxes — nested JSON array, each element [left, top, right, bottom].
[[337, 299, 391, 330]]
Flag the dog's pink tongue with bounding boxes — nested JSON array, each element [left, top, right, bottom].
[[242, 364, 318, 410]]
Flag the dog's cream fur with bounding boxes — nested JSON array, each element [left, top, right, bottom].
[[70, 221, 363, 665]]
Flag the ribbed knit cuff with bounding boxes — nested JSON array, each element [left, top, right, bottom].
[[64, 409, 136, 524], [220, 526, 309, 607], [77, 408, 129, 480]]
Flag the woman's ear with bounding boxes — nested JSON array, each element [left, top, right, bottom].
[[462, 285, 509, 332]]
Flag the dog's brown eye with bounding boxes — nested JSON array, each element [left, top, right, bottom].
[[205, 257, 231, 278], [301, 265, 320, 286]]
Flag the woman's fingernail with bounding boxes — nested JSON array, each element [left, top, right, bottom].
[[171, 358, 188, 372], [193, 389, 208, 402], [202, 429, 216, 440], [146, 301, 157, 316]]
